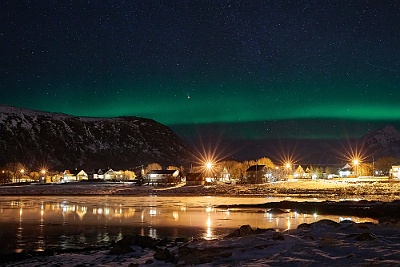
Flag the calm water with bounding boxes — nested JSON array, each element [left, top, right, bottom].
[[0, 196, 376, 254]]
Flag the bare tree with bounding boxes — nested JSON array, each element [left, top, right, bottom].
[[0, 169, 12, 184], [145, 163, 162, 174], [375, 157, 398, 175], [3, 163, 25, 183], [256, 157, 275, 168]]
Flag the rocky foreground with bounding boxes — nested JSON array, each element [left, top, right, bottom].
[[4, 220, 400, 266]]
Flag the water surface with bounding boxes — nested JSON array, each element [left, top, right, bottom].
[[0, 196, 376, 253]]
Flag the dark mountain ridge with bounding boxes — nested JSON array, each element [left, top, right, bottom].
[[201, 125, 400, 166], [0, 105, 194, 170]]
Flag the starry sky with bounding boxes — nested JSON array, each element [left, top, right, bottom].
[[1, 1, 400, 145]]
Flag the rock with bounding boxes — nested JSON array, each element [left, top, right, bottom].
[[271, 232, 285, 241], [153, 248, 171, 261], [355, 232, 376, 241], [144, 259, 154, 264], [39, 249, 55, 256], [219, 251, 232, 258], [177, 246, 202, 265], [110, 234, 158, 255], [238, 225, 254, 236], [177, 245, 234, 265], [297, 223, 311, 230], [109, 242, 134, 255], [313, 219, 340, 228], [135, 235, 158, 249], [267, 208, 289, 214], [339, 219, 354, 224], [175, 237, 189, 243]]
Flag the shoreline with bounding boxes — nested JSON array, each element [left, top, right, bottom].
[[2, 180, 400, 223], [1, 179, 400, 201]]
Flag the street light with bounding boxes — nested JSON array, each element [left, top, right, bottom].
[[206, 161, 212, 170], [285, 162, 291, 180], [41, 169, 46, 183], [353, 159, 359, 177], [204, 161, 214, 183], [372, 156, 375, 177]]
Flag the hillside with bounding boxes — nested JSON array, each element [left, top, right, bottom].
[[0, 105, 194, 170]]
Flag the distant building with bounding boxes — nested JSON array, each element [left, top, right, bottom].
[[63, 169, 88, 182], [391, 165, 400, 179], [338, 164, 355, 178], [147, 169, 181, 185], [219, 167, 230, 182], [104, 169, 116, 180], [185, 172, 205, 185], [245, 165, 268, 184], [90, 169, 108, 180], [293, 166, 313, 179], [294, 165, 305, 179]]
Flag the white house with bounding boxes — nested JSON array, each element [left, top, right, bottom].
[[338, 163, 354, 178], [391, 165, 400, 179], [63, 169, 88, 182], [148, 170, 181, 185]]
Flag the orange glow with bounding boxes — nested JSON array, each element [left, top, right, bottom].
[[206, 161, 212, 169], [332, 140, 368, 166]]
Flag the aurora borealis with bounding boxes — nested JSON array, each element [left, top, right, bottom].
[[1, 1, 399, 143]]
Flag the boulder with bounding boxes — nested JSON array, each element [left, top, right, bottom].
[[153, 248, 172, 261]]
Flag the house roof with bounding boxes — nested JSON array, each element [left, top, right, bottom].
[[149, 170, 178, 175], [295, 165, 305, 174], [340, 163, 353, 171], [246, 165, 266, 172], [64, 169, 84, 175], [186, 172, 204, 181]]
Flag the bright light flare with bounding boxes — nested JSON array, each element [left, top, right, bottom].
[[332, 140, 369, 167], [206, 161, 212, 170]]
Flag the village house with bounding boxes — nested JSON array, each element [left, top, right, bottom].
[[63, 169, 88, 182], [339, 163, 355, 178], [185, 172, 205, 185], [89, 169, 106, 180], [104, 169, 116, 180], [147, 169, 181, 185], [294, 165, 312, 179], [245, 165, 269, 184], [391, 164, 400, 179], [90, 168, 116, 180], [219, 167, 230, 183]]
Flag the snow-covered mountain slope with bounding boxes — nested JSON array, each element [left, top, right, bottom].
[[363, 125, 400, 149], [362, 125, 400, 158], [0, 105, 194, 170]]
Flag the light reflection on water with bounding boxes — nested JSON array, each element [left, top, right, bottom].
[[0, 196, 377, 253]]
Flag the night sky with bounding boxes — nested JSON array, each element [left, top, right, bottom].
[[1, 1, 400, 145]]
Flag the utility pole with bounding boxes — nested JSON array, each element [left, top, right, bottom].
[[372, 156, 375, 177]]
